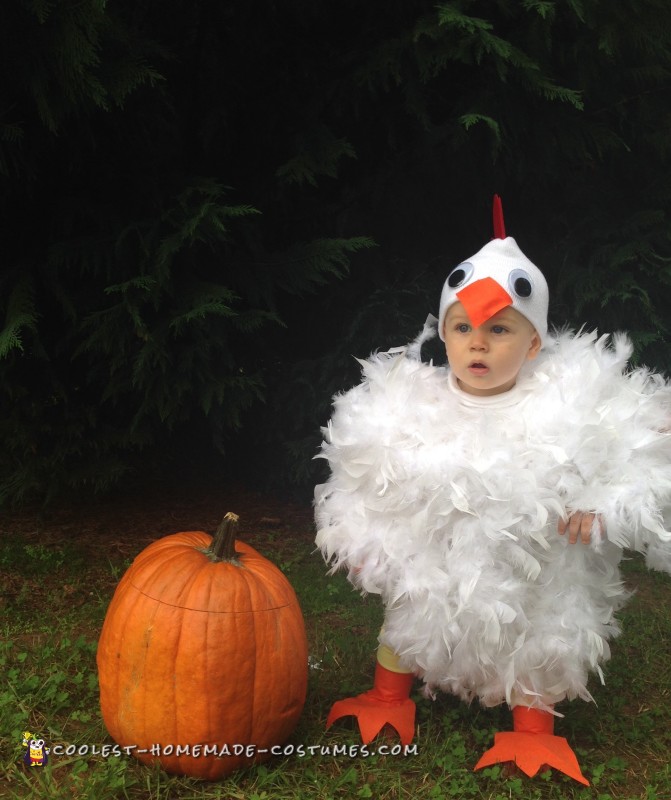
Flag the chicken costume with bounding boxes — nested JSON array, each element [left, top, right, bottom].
[[314, 198, 671, 784]]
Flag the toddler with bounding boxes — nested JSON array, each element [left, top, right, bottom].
[[314, 199, 671, 784]]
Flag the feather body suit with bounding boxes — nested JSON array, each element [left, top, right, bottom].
[[315, 329, 671, 711]]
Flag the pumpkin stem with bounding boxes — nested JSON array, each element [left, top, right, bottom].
[[207, 512, 241, 563]]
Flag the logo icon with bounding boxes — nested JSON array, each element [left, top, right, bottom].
[[21, 730, 49, 767]]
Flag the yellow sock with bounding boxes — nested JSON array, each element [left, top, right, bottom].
[[376, 643, 413, 674]]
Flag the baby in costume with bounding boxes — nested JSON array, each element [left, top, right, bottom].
[[314, 197, 671, 784]]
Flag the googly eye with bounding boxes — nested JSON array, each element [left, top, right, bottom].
[[509, 268, 532, 298], [446, 261, 474, 289]]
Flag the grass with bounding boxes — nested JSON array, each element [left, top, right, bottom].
[[0, 495, 670, 800]]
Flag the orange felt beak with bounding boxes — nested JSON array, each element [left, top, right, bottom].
[[456, 277, 513, 328]]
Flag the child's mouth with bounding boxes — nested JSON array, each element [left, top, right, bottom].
[[468, 362, 489, 375]]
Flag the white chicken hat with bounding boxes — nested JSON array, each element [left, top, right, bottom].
[[438, 196, 549, 345]]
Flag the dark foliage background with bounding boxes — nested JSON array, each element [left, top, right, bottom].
[[2, 0, 671, 505]]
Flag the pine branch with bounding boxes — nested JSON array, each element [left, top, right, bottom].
[[276, 126, 357, 186], [273, 237, 377, 295], [0, 277, 38, 358]]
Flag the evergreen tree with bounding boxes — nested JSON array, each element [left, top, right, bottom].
[[2, 0, 670, 503], [0, 0, 372, 503]]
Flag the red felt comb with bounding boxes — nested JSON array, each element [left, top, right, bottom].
[[493, 194, 506, 239]]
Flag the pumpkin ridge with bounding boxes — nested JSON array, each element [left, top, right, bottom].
[[238, 566, 257, 746], [124, 546, 206, 597]]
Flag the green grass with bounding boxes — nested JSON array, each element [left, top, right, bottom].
[[0, 506, 670, 800]]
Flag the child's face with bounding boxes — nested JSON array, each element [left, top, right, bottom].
[[443, 302, 541, 396]]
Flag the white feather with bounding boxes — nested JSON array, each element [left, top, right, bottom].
[[314, 328, 671, 709]]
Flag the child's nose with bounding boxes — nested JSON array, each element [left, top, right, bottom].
[[469, 328, 488, 349]]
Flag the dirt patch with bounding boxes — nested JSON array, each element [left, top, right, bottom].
[[0, 479, 317, 614], [0, 480, 315, 549]]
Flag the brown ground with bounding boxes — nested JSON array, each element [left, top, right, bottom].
[[0, 479, 317, 615]]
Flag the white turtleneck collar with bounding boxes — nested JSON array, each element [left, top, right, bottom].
[[445, 369, 531, 409]]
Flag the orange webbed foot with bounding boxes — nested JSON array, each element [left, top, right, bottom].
[[474, 706, 589, 786], [326, 663, 416, 745]]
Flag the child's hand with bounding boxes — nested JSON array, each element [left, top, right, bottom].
[[557, 512, 605, 544]]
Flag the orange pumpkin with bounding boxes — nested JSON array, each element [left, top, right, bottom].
[[97, 513, 308, 780]]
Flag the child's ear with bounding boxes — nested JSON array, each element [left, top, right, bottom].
[[527, 330, 542, 360]]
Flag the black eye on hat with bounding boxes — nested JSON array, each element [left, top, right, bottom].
[[509, 268, 532, 298], [446, 261, 474, 289]]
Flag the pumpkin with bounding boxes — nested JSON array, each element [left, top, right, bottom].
[[97, 513, 308, 780]]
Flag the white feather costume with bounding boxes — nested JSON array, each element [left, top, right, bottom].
[[315, 327, 671, 712]]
